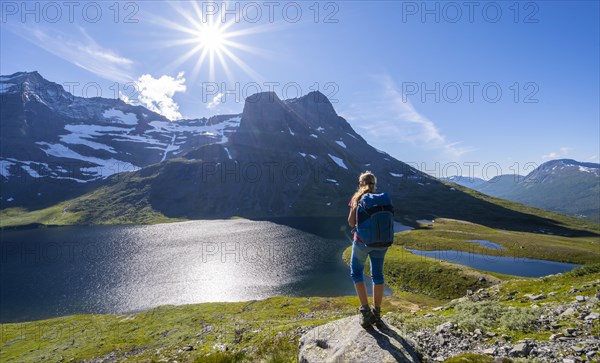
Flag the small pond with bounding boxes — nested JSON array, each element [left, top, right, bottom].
[[405, 248, 579, 277]]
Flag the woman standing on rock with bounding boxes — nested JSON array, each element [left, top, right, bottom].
[[348, 171, 390, 328]]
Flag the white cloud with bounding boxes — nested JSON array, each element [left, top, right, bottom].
[[135, 72, 187, 121], [119, 91, 133, 105], [10, 22, 188, 121], [11, 24, 134, 82], [347, 74, 474, 159], [542, 147, 573, 160], [207, 93, 224, 109]]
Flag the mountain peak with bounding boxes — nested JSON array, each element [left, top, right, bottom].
[[286, 90, 337, 119], [539, 159, 600, 170], [236, 91, 299, 139], [241, 91, 286, 123], [1, 70, 67, 99], [245, 91, 281, 104], [2, 70, 45, 84]]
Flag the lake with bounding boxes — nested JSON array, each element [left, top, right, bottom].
[[405, 248, 579, 277], [0, 219, 391, 323]]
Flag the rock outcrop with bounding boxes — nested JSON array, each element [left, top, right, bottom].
[[298, 315, 422, 363]]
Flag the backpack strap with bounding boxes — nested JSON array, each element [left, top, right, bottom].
[[356, 197, 370, 224]]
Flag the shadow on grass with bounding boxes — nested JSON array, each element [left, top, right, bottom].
[[390, 184, 599, 238]]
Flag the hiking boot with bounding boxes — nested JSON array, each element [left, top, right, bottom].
[[359, 306, 376, 327], [372, 306, 385, 328]]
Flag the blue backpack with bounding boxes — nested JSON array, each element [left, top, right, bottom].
[[355, 192, 395, 247]]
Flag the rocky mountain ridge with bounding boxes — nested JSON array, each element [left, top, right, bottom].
[[1, 71, 241, 208]]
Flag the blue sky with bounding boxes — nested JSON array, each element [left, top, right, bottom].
[[1, 1, 598, 179]]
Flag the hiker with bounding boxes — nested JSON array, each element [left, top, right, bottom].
[[348, 171, 391, 328]]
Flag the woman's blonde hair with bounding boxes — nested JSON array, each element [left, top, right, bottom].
[[351, 171, 377, 207]]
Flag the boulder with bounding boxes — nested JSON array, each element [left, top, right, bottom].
[[524, 294, 546, 301], [298, 315, 422, 363], [560, 307, 576, 317], [584, 312, 598, 320], [509, 342, 531, 357], [435, 322, 454, 335]]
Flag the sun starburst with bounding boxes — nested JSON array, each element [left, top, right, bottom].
[[152, 1, 269, 84]]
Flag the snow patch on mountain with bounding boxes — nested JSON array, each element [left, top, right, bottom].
[[145, 116, 241, 143], [335, 140, 347, 149], [112, 133, 164, 146], [390, 172, 403, 177], [61, 124, 120, 153], [1, 160, 15, 178], [328, 154, 348, 169], [579, 166, 598, 174], [0, 158, 92, 182], [21, 164, 42, 178], [103, 108, 138, 125], [36, 142, 140, 178], [160, 134, 178, 162], [1, 159, 45, 180], [224, 147, 233, 160], [0, 83, 16, 93], [57, 176, 89, 183]]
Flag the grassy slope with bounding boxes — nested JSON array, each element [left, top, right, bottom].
[[1, 177, 599, 362], [0, 295, 430, 363], [0, 167, 187, 227], [391, 265, 600, 363], [441, 182, 599, 234], [395, 218, 600, 264], [2, 263, 597, 362]]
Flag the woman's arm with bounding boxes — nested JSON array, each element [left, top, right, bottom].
[[348, 205, 357, 228]]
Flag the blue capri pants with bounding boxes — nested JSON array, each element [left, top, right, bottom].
[[350, 240, 388, 285]]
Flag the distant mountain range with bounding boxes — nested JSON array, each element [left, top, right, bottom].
[[1, 71, 597, 234], [440, 175, 487, 189], [442, 159, 600, 223]]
